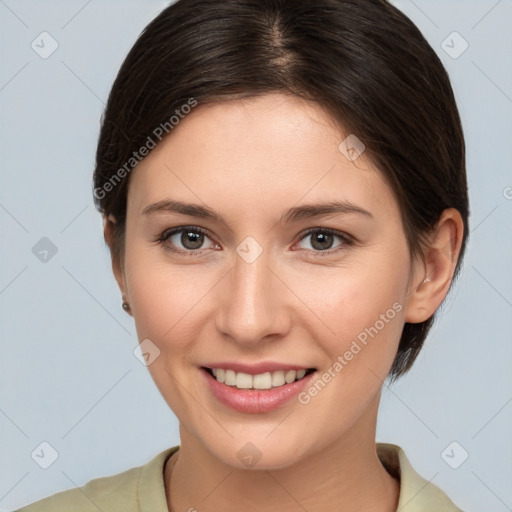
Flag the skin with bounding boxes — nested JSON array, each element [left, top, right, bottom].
[[105, 93, 464, 511]]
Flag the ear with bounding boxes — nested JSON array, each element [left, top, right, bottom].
[[404, 208, 464, 323], [103, 214, 132, 315]]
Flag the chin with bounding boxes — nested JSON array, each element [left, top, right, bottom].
[[195, 428, 313, 472], [220, 445, 306, 472]]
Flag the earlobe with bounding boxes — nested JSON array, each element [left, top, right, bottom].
[[404, 208, 464, 324]]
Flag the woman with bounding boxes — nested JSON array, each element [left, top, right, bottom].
[[18, 0, 468, 510]]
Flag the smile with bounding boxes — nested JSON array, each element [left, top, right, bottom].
[[201, 363, 318, 413], [205, 367, 315, 390]]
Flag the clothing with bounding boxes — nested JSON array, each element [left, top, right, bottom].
[[16, 443, 463, 511]]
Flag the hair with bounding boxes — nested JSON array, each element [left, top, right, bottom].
[[92, 0, 469, 379]]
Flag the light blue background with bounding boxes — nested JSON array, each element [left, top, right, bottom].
[[1, 1, 511, 510]]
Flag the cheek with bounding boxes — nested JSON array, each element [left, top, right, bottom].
[[123, 240, 199, 347], [296, 254, 409, 386], [295, 258, 407, 338], [123, 244, 211, 415], [293, 269, 407, 432], [129, 271, 206, 350]]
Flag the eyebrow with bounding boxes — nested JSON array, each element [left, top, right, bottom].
[[142, 199, 373, 224]]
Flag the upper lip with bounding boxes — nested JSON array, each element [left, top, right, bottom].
[[201, 361, 315, 375]]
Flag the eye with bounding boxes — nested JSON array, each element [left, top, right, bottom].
[[155, 226, 219, 255], [154, 226, 354, 257], [295, 228, 354, 253]]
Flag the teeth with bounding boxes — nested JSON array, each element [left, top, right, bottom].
[[253, 372, 272, 390], [271, 371, 285, 387], [210, 368, 311, 389], [235, 372, 253, 389], [285, 370, 296, 383], [225, 369, 236, 386]]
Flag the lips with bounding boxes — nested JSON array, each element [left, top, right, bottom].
[[203, 361, 313, 374], [200, 364, 317, 413]]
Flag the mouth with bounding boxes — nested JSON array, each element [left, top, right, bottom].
[[202, 367, 316, 390]]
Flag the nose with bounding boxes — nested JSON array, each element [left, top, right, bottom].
[[214, 248, 291, 346]]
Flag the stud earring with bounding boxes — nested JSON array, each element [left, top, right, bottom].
[[122, 295, 131, 312]]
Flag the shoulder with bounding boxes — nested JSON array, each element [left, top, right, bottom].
[[377, 443, 465, 512], [16, 466, 142, 512], [16, 447, 177, 512]]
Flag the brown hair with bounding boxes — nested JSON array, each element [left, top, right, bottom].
[[93, 0, 469, 379]]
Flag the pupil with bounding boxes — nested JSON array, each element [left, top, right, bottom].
[[312, 232, 333, 250], [182, 231, 203, 249]]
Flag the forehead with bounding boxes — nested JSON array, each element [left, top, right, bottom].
[[127, 93, 397, 221]]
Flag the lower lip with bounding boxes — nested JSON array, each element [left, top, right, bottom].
[[202, 368, 315, 414]]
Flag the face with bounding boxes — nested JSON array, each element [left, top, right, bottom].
[[116, 93, 423, 469]]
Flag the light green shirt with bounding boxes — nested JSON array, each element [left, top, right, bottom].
[[16, 443, 463, 511]]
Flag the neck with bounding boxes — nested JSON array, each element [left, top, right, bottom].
[[165, 396, 399, 512]]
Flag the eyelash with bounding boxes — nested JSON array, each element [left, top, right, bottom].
[[153, 226, 355, 257]]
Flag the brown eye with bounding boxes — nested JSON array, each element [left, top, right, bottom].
[[296, 228, 353, 253], [178, 230, 205, 250], [309, 232, 335, 251], [158, 226, 217, 255]]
